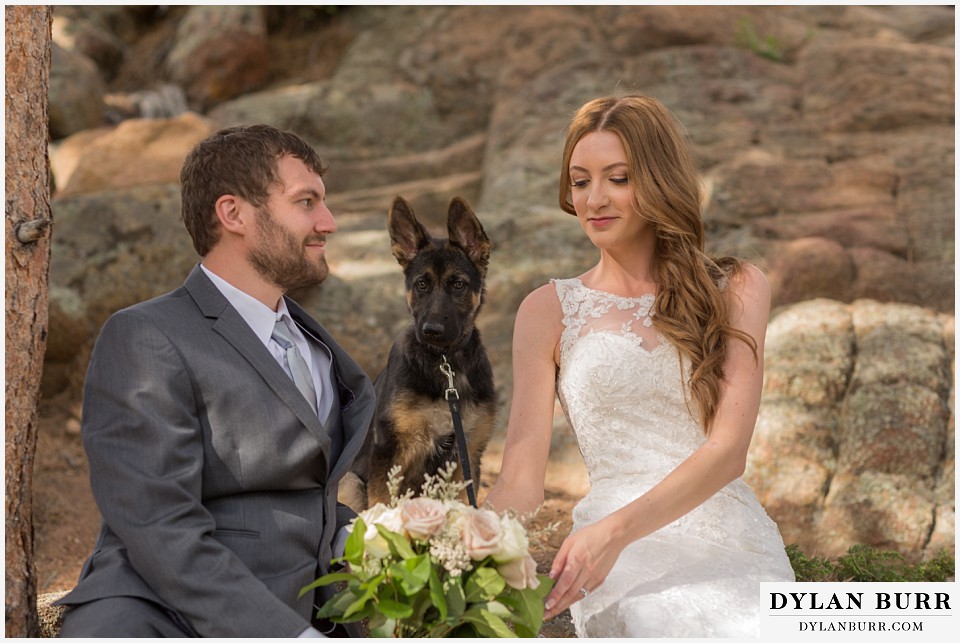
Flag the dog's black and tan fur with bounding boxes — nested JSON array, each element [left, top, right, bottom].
[[341, 196, 498, 510]]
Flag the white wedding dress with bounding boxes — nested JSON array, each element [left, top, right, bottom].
[[554, 278, 795, 638]]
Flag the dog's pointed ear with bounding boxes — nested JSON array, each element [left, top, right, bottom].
[[447, 197, 491, 274], [388, 196, 431, 267]]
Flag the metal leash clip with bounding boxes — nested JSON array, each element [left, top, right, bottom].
[[439, 355, 459, 400]]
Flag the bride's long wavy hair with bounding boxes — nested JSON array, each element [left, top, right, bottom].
[[558, 95, 757, 433]]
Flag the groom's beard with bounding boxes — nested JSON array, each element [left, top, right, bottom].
[[248, 206, 329, 292]]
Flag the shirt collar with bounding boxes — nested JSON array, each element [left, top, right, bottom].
[[200, 264, 291, 347]]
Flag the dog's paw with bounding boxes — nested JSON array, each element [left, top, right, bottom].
[[337, 472, 368, 513]]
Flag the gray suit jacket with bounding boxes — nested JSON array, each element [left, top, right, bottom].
[[58, 265, 375, 637]]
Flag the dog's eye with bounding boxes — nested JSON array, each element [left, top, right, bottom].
[[452, 280, 465, 290], [415, 279, 428, 290]]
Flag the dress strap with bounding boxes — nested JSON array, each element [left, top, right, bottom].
[[551, 278, 594, 361]]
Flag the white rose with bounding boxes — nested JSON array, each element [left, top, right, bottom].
[[358, 504, 404, 558], [401, 497, 448, 540], [460, 507, 503, 560], [492, 514, 529, 563], [497, 554, 540, 590], [372, 505, 405, 533]]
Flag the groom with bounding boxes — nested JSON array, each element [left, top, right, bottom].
[[57, 124, 375, 637]]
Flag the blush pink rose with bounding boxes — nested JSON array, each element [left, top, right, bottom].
[[460, 507, 502, 560], [400, 497, 448, 540], [497, 554, 540, 590]]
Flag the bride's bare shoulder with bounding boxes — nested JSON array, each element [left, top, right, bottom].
[[515, 282, 564, 335]]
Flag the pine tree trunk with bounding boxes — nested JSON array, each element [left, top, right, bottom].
[[5, 5, 54, 637]]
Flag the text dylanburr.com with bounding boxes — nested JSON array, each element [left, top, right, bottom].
[[760, 582, 955, 638]]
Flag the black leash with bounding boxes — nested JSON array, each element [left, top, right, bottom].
[[439, 355, 477, 508]]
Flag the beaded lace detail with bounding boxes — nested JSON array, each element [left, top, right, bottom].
[[557, 277, 660, 359], [551, 277, 795, 638]]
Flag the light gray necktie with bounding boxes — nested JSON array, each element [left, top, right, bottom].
[[272, 317, 318, 412]]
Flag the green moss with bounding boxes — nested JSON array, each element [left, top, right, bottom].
[[787, 544, 955, 582], [735, 18, 784, 63]]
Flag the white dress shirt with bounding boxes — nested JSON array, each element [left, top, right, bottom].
[[200, 265, 334, 421]]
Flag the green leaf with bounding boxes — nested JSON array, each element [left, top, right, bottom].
[[428, 565, 448, 621], [500, 588, 543, 634], [462, 605, 517, 638], [403, 590, 436, 631], [368, 614, 396, 637], [464, 566, 506, 603], [392, 554, 431, 595], [315, 589, 359, 620], [444, 577, 467, 621], [377, 598, 415, 619], [342, 518, 366, 565], [425, 624, 453, 637], [486, 600, 512, 619], [343, 572, 385, 619], [335, 601, 376, 624], [513, 622, 536, 638], [376, 524, 417, 559], [500, 578, 554, 636], [342, 595, 372, 620], [482, 609, 517, 638], [533, 574, 555, 599], [298, 571, 355, 598]]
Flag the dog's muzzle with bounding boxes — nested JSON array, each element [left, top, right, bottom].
[[421, 322, 446, 342]]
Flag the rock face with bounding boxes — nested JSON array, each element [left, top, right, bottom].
[[44, 5, 954, 560], [165, 6, 270, 110], [48, 42, 106, 139], [746, 299, 954, 560], [52, 112, 217, 198]]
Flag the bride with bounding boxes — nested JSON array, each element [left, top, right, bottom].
[[484, 95, 795, 637]]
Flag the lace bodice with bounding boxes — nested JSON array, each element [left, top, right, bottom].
[[555, 277, 706, 489], [551, 277, 795, 637]]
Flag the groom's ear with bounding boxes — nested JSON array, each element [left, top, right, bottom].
[[388, 196, 431, 268], [215, 194, 248, 236]]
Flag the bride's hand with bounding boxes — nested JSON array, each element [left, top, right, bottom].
[[543, 520, 623, 620]]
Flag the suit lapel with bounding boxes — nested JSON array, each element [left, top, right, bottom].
[[286, 297, 375, 482], [183, 266, 332, 457]]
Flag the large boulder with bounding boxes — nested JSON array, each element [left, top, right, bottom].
[[52, 6, 128, 81], [165, 5, 270, 110], [799, 40, 954, 132], [48, 43, 106, 140], [746, 299, 954, 560], [48, 183, 197, 357], [50, 112, 217, 199]]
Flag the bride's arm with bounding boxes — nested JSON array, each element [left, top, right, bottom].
[[544, 263, 772, 618], [483, 284, 564, 516]]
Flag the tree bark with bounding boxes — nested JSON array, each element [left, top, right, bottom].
[[5, 5, 54, 637]]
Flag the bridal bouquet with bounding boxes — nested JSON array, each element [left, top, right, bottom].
[[301, 463, 554, 637]]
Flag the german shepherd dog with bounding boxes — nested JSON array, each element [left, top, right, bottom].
[[340, 196, 498, 510]]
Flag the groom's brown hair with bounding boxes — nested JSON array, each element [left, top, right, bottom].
[[179, 124, 329, 256]]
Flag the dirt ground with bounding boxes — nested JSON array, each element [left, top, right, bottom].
[[33, 395, 100, 596], [31, 393, 585, 637]]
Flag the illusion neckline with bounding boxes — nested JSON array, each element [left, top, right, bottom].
[[571, 277, 657, 304]]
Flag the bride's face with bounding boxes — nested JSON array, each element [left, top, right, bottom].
[[568, 130, 650, 250]]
